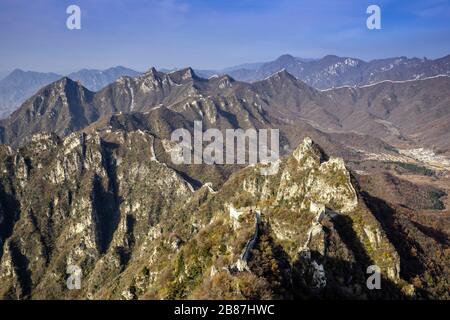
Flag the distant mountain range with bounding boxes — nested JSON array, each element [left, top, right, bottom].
[[170, 54, 450, 89], [0, 70, 61, 119], [67, 66, 141, 91], [224, 54, 450, 88], [0, 67, 141, 119], [2, 66, 450, 159], [2, 54, 450, 120]]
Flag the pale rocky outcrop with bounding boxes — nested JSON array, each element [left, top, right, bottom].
[[276, 138, 358, 213]]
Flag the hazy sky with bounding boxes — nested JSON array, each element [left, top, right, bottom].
[[1, 0, 449, 73]]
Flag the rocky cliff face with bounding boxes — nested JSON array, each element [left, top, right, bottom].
[[0, 129, 193, 299], [0, 134, 420, 299]]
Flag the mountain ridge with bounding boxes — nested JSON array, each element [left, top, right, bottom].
[[227, 54, 450, 88], [0, 67, 142, 119], [2, 67, 450, 160], [2, 53, 450, 119]]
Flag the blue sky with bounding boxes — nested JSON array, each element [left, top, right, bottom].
[[0, 0, 449, 73]]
